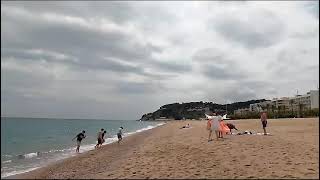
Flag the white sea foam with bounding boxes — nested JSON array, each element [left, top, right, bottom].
[[2, 122, 166, 178], [2, 154, 13, 158], [23, 152, 38, 159], [1, 167, 40, 178], [2, 160, 12, 164]]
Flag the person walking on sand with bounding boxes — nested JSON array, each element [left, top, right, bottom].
[[95, 128, 104, 149], [117, 127, 123, 144], [261, 111, 268, 135], [72, 130, 86, 153], [207, 117, 213, 141], [211, 113, 221, 141]]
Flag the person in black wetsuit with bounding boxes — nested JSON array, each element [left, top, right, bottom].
[[72, 130, 86, 153]]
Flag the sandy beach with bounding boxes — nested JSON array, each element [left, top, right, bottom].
[[9, 118, 319, 179]]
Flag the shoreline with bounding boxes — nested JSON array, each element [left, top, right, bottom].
[[4, 122, 166, 179], [6, 118, 319, 179]]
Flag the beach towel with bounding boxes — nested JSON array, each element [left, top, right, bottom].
[[231, 131, 271, 135], [256, 132, 271, 135]]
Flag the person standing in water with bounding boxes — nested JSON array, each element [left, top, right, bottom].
[[101, 130, 107, 144], [261, 111, 268, 135], [72, 130, 86, 153], [117, 127, 123, 144]]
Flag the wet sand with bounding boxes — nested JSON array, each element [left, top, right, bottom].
[[10, 118, 319, 179]]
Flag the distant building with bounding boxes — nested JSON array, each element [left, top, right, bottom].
[[310, 90, 319, 109], [234, 108, 250, 116], [245, 89, 319, 113], [275, 97, 291, 111], [290, 90, 319, 111]]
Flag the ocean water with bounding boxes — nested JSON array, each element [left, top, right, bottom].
[[1, 117, 164, 178]]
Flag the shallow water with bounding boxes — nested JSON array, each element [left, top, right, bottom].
[[1, 117, 164, 177]]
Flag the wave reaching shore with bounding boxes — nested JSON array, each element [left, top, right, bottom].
[[1, 118, 165, 178]]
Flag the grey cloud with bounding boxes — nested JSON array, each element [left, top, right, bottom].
[[72, 55, 145, 74], [1, 48, 78, 63], [241, 80, 271, 90], [116, 82, 155, 94], [192, 48, 246, 80], [210, 9, 286, 48], [204, 79, 274, 103], [203, 85, 258, 104], [2, 5, 182, 78], [1, 89, 121, 119], [2, 49, 146, 76], [220, 88, 258, 103], [1, 1, 136, 24], [266, 47, 319, 79], [203, 64, 245, 80], [2, 15, 149, 61], [1, 64, 54, 89], [1, 2, 318, 119], [151, 60, 192, 73], [2, 1, 178, 26], [192, 48, 226, 64]]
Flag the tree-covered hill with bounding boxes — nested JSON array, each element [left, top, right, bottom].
[[140, 99, 267, 121]]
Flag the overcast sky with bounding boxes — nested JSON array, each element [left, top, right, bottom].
[[1, 1, 319, 120]]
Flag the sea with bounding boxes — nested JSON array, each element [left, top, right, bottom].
[[1, 117, 165, 178]]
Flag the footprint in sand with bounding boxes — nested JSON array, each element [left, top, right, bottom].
[[307, 168, 316, 171]]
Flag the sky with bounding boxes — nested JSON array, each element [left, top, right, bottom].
[[1, 1, 319, 120]]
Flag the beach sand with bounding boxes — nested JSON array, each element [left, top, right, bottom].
[[9, 118, 319, 179]]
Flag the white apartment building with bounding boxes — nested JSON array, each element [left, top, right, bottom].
[[310, 90, 319, 109], [247, 89, 319, 113]]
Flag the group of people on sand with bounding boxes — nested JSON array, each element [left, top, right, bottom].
[[72, 126, 124, 153], [206, 111, 268, 142], [206, 112, 228, 141]]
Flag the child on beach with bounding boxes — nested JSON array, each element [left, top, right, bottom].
[[72, 130, 86, 153]]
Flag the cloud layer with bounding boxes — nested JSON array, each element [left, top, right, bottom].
[[1, 1, 319, 119]]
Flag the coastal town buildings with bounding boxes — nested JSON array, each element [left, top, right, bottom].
[[234, 89, 319, 115]]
